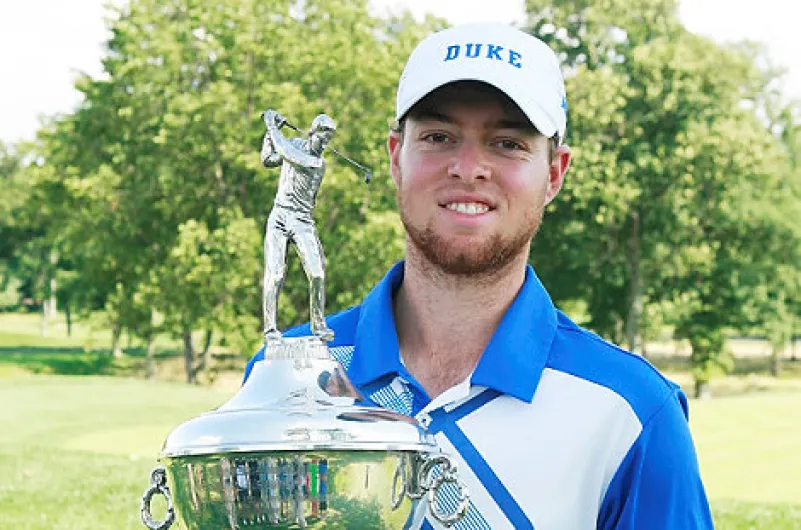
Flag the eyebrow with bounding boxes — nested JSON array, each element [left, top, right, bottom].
[[413, 109, 454, 124], [496, 118, 537, 132], [413, 109, 537, 133]]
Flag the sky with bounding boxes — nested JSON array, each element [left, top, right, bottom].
[[1, 0, 799, 145]]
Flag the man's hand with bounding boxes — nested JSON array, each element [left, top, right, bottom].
[[262, 109, 287, 129]]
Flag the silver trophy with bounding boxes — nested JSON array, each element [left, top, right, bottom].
[[139, 111, 468, 529]]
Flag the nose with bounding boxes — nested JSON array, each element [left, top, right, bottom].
[[448, 140, 490, 182]]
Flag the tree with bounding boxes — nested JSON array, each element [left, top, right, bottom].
[[525, 0, 799, 395], [1, 142, 69, 332], [0, 142, 29, 264], [148, 213, 261, 383], [28, 0, 438, 381]]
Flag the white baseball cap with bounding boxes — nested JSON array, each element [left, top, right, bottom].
[[395, 23, 568, 143]]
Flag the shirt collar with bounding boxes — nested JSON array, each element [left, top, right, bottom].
[[348, 261, 557, 403], [470, 265, 557, 402]]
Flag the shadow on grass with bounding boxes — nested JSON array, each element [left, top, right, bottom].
[[0, 346, 181, 376], [0, 346, 247, 382]]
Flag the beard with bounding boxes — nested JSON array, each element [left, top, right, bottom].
[[398, 191, 545, 277]]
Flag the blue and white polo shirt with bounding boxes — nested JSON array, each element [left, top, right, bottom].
[[244, 262, 713, 529]]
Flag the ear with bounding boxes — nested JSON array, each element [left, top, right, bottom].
[[545, 144, 571, 205], [387, 129, 403, 188]]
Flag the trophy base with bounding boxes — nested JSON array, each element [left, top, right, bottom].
[[264, 335, 331, 361]]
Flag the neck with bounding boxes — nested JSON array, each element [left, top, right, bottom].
[[393, 246, 529, 398]]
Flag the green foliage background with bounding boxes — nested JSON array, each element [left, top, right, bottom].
[[0, 0, 799, 392]]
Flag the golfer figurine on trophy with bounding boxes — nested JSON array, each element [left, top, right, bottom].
[[260, 109, 338, 344]]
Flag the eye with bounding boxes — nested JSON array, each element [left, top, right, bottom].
[[494, 138, 526, 151], [421, 132, 452, 144]]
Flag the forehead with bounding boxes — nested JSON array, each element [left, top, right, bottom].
[[406, 81, 534, 129]]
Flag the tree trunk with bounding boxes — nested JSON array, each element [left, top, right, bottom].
[[183, 327, 196, 384], [769, 290, 787, 376], [770, 344, 782, 377], [111, 320, 123, 358], [688, 330, 724, 399], [640, 330, 648, 359], [145, 308, 157, 380], [194, 329, 213, 380], [40, 301, 49, 338], [639, 300, 649, 359], [48, 278, 57, 322], [625, 212, 642, 354], [65, 300, 72, 337], [49, 249, 58, 306], [694, 378, 711, 400], [145, 332, 156, 380], [41, 249, 58, 338]]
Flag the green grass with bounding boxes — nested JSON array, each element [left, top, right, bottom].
[[0, 312, 240, 384], [691, 392, 801, 506], [712, 500, 801, 529], [0, 311, 184, 354], [0, 311, 113, 348], [0, 375, 230, 529]]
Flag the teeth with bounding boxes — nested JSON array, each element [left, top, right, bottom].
[[446, 202, 489, 215]]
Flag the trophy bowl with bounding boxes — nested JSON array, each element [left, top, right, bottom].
[[140, 337, 468, 529]]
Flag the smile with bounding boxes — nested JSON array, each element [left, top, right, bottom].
[[445, 202, 490, 215]]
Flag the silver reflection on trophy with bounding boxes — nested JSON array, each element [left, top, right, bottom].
[[139, 111, 468, 529]]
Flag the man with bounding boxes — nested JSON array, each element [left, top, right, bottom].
[[260, 110, 336, 342], [246, 23, 713, 529]]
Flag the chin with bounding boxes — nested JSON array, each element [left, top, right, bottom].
[[399, 196, 542, 277], [409, 228, 530, 277]]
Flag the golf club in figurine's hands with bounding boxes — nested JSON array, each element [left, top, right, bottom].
[[261, 110, 373, 183], [138, 110, 468, 529]]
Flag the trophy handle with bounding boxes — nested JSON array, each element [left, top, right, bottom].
[[417, 454, 470, 528], [141, 467, 176, 530], [391, 454, 410, 510]]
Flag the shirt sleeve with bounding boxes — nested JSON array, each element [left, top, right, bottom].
[[271, 133, 322, 168], [242, 346, 265, 384], [597, 388, 714, 529]]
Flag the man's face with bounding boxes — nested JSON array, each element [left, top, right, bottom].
[[387, 82, 570, 276]]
